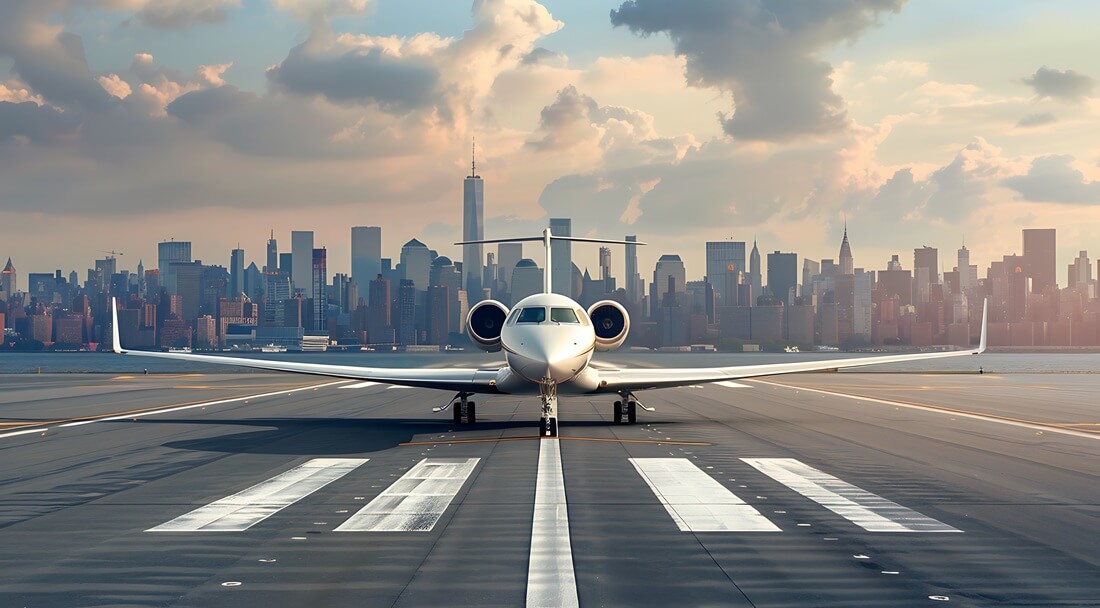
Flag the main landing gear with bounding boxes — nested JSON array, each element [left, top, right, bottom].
[[613, 392, 651, 424], [437, 392, 476, 424]]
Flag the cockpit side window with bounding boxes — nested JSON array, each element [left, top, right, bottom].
[[550, 308, 580, 324], [505, 307, 520, 325], [517, 307, 547, 324], [576, 309, 590, 326]]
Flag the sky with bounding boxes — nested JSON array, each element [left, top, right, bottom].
[[2, 0, 1100, 286]]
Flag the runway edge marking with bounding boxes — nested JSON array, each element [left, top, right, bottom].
[[742, 458, 960, 533], [335, 458, 479, 532], [147, 458, 367, 532], [629, 458, 780, 532], [526, 438, 580, 608]]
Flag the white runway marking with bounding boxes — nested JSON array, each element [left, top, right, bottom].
[[386, 385, 415, 390], [715, 381, 752, 388], [630, 458, 780, 532], [742, 458, 960, 533], [339, 381, 380, 389], [335, 458, 479, 532], [526, 439, 579, 608], [147, 458, 367, 532]]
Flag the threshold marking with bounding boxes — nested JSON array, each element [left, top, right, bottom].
[[148, 458, 367, 532], [742, 458, 959, 533], [630, 458, 779, 532], [335, 458, 478, 532], [751, 379, 1100, 440], [526, 438, 579, 608]]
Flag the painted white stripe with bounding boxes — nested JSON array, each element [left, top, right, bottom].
[[630, 458, 780, 532], [335, 458, 478, 532], [58, 380, 351, 428], [526, 439, 579, 608], [749, 379, 1100, 442], [148, 458, 367, 532], [742, 458, 959, 533], [715, 381, 752, 388], [339, 381, 380, 389], [0, 428, 45, 439], [386, 385, 415, 390]]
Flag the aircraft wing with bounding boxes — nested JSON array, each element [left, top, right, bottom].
[[109, 300, 500, 394], [594, 299, 988, 393]]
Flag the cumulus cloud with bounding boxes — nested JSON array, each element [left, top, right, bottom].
[[1016, 112, 1057, 127], [273, 0, 371, 22], [131, 0, 242, 29], [1023, 66, 1096, 102], [1003, 155, 1100, 204], [610, 0, 904, 141]]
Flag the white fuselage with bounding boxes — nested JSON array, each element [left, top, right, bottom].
[[494, 293, 602, 395]]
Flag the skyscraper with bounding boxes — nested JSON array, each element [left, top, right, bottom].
[[599, 247, 612, 281], [230, 247, 245, 297], [510, 259, 544, 303], [399, 238, 432, 294], [291, 230, 313, 294], [1022, 228, 1056, 293], [367, 274, 391, 344], [705, 241, 746, 305], [265, 231, 278, 273], [650, 254, 686, 318], [549, 218, 572, 297], [463, 144, 484, 303], [351, 226, 382, 301], [158, 240, 191, 295], [767, 251, 798, 305], [748, 240, 762, 306], [625, 235, 640, 305], [311, 248, 327, 332], [913, 246, 938, 303], [838, 225, 854, 275], [497, 242, 522, 300], [957, 244, 972, 293], [397, 279, 416, 346]]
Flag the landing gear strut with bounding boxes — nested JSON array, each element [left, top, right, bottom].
[[539, 380, 558, 437]]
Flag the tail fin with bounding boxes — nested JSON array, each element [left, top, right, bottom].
[[110, 297, 123, 354]]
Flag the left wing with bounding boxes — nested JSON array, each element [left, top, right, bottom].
[[594, 299, 988, 393], [109, 299, 500, 394]]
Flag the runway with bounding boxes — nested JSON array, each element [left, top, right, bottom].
[[1, 371, 1098, 607]]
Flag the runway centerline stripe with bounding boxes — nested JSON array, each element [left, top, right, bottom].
[[526, 438, 579, 608], [629, 458, 780, 532], [335, 458, 479, 532], [147, 458, 367, 532], [742, 458, 960, 533], [715, 381, 752, 388], [339, 381, 380, 389]]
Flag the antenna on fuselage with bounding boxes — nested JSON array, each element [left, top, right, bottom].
[[455, 231, 646, 294]]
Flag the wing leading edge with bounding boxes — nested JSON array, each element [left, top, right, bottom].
[[109, 299, 500, 393], [594, 299, 988, 393]]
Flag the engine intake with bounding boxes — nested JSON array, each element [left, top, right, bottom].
[[588, 300, 630, 351], [466, 300, 509, 352]]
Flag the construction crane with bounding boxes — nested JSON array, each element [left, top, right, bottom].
[[98, 250, 124, 259]]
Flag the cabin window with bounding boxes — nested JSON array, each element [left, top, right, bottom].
[[517, 307, 547, 324], [550, 308, 580, 324]]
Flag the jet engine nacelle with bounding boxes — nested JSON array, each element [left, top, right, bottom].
[[588, 300, 630, 351], [466, 300, 509, 352]]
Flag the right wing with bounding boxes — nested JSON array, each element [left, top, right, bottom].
[[110, 300, 500, 394], [595, 299, 988, 393]]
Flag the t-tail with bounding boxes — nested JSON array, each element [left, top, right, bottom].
[[455, 228, 645, 293]]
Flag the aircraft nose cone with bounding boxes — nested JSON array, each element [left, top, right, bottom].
[[509, 338, 586, 384]]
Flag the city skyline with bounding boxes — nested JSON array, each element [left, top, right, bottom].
[[2, 1, 1100, 282]]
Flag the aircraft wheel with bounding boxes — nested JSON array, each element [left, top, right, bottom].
[[613, 400, 623, 423], [453, 404, 462, 424], [467, 402, 476, 424], [627, 401, 637, 424], [541, 417, 558, 437]]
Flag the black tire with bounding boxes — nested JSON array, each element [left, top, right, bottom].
[[613, 400, 623, 423], [627, 401, 637, 424], [453, 404, 462, 424], [467, 402, 476, 424], [541, 417, 558, 437]]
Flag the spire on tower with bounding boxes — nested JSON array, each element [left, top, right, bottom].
[[470, 137, 477, 178]]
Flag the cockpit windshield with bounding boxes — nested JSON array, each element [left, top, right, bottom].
[[550, 308, 580, 324], [517, 307, 547, 324]]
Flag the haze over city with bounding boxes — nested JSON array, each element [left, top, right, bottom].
[[2, 0, 1100, 279]]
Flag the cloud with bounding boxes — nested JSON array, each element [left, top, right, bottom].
[[1003, 155, 1100, 204], [132, 0, 242, 29], [272, 0, 371, 22], [609, 0, 904, 141], [1022, 66, 1095, 102], [1015, 112, 1057, 127], [0, 101, 79, 143]]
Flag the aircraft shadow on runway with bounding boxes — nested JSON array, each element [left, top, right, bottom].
[[124, 417, 667, 456]]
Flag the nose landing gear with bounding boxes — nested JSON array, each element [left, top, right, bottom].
[[539, 380, 558, 437]]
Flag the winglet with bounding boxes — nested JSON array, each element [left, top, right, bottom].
[[110, 297, 123, 354], [976, 298, 988, 354]]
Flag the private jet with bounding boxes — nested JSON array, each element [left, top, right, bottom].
[[111, 229, 987, 437]]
